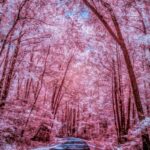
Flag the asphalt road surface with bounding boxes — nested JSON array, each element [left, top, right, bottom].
[[49, 137, 90, 150]]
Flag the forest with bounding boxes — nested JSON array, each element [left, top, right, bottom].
[[0, 0, 150, 150]]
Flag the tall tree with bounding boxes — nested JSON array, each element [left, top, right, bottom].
[[82, 0, 150, 149]]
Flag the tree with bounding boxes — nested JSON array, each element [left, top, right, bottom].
[[83, 0, 150, 149]]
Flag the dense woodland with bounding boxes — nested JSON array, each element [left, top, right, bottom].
[[0, 0, 150, 150]]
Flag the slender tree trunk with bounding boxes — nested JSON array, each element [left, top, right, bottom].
[[0, 33, 22, 107], [126, 87, 131, 131], [0, 44, 10, 97], [112, 70, 119, 137]]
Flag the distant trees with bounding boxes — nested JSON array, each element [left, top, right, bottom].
[[60, 103, 79, 137], [21, 48, 50, 137]]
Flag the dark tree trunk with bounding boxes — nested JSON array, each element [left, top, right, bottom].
[[0, 34, 22, 107]]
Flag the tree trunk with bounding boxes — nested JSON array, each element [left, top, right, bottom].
[[0, 34, 22, 107]]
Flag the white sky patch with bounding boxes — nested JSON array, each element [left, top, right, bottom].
[[137, 34, 150, 46], [2, 144, 17, 150], [77, 49, 90, 62], [81, 24, 94, 36], [49, 15, 68, 41], [131, 117, 150, 136]]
